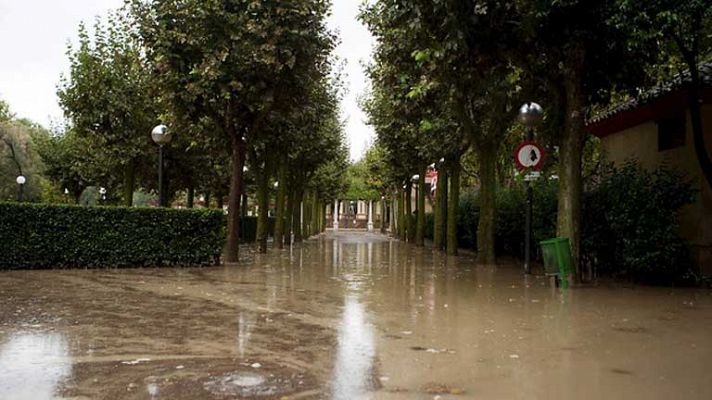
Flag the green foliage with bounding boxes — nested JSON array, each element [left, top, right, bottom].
[[342, 160, 380, 201], [582, 163, 697, 283], [0, 203, 225, 269], [0, 99, 12, 122], [456, 190, 479, 250], [494, 181, 559, 257], [32, 129, 90, 202], [424, 163, 696, 283], [133, 0, 339, 257], [57, 10, 156, 204], [0, 118, 46, 202]]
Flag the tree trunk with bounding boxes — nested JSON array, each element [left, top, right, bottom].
[[380, 198, 387, 234], [405, 183, 413, 242], [476, 140, 497, 265], [311, 192, 319, 237], [285, 187, 295, 245], [273, 161, 287, 249], [323, 203, 328, 232], [389, 196, 396, 234], [293, 187, 304, 243], [255, 172, 269, 253], [187, 184, 195, 208], [122, 159, 135, 207], [225, 134, 246, 263], [204, 192, 211, 209], [303, 190, 311, 237], [557, 47, 586, 280], [434, 167, 447, 250], [447, 160, 460, 256], [215, 193, 225, 210], [398, 189, 406, 240], [685, 62, 712, 191], [416, 166, 426, 246]]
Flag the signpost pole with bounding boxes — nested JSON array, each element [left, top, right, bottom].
[[524, 128, 534, 274], [517, 102, 544, 276]]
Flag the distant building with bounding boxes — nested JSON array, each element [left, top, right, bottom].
[[587, 62, 712, 271]]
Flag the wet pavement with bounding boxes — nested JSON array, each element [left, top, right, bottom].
[[1, 230, 711, 399]]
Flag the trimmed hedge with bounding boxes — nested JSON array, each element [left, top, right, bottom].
[[0, 203, 225, 269]]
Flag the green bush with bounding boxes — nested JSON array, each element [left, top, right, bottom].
[[582, 162, 696, 283], [0, 203, 226, 269], [495, 180, 558, 258], [432, 162, 695, 283], [457, 190, 479, 249]]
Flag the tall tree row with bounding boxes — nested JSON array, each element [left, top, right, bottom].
[[361, 0, 707, 278], [130, 0, 343, 260]]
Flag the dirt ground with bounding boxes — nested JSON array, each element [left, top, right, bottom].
[[1, 231, 711, 399]]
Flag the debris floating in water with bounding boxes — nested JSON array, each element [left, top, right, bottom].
[[121, 358, 151, 365]]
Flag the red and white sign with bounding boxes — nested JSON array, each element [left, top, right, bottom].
[[514, 141, 545, 171]]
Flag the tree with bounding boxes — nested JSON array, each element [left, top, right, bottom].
[[614, 0, 712, 191], [516, 0, 654, 278], [0, 99, 12, 122], [406, 1, 525, 263], [361, 2, 438, 245], [58, 10, 156, 206], [133, 0, 335, 261], [0, 117, 46, 202], [32, 128, 90, 203]]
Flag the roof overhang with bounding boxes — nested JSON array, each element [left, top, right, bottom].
[[587, 88, 712, 138]]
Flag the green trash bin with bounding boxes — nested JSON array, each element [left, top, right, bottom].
[[539, 237, 573, 287]]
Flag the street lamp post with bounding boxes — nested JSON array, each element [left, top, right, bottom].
[[151, 125, 172, 207], [16, 175, 26, 202], [518, 102, 544, 274]]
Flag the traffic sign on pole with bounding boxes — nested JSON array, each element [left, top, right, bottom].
[[514, 141, 545, 171]]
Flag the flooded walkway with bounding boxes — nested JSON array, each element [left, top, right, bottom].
[[1, 231, 711, 399]]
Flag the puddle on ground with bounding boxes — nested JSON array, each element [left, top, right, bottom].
[[203, 371, 277, 397]]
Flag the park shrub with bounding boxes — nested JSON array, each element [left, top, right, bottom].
[[457, 190, 480, 249], [495, 179, 559, 258], [0, 203, 225, 269], [429, 162, 695, 283], [581, 162, 696, 283]]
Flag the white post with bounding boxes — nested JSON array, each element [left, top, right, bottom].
[[333, 199, 339, 230], [300, 201, 304, 232], [367, 200, 374, 231]]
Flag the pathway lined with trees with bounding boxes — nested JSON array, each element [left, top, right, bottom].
[[1, 0, 710, 284]]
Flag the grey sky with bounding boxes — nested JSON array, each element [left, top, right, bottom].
[[0, 0, 374, 160]]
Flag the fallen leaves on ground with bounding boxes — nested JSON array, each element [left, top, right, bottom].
[[422, 382, 465, 395]]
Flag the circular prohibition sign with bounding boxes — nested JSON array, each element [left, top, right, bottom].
[[514, 141, 546, 171]]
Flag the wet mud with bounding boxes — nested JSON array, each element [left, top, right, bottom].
[[1, 231, 711, 399]]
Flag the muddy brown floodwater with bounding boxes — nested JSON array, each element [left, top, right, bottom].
[[1, 231, 711, 400]]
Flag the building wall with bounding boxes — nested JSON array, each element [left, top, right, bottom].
[[600, 105, 712, 271]]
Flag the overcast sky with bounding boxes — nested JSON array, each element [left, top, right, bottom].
[[0, 0, 374, 160]]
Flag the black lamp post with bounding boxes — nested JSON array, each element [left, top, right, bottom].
[[16, 175, 26, 202], [518, 102, 544, 274], [151, 125, 172, 207]]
